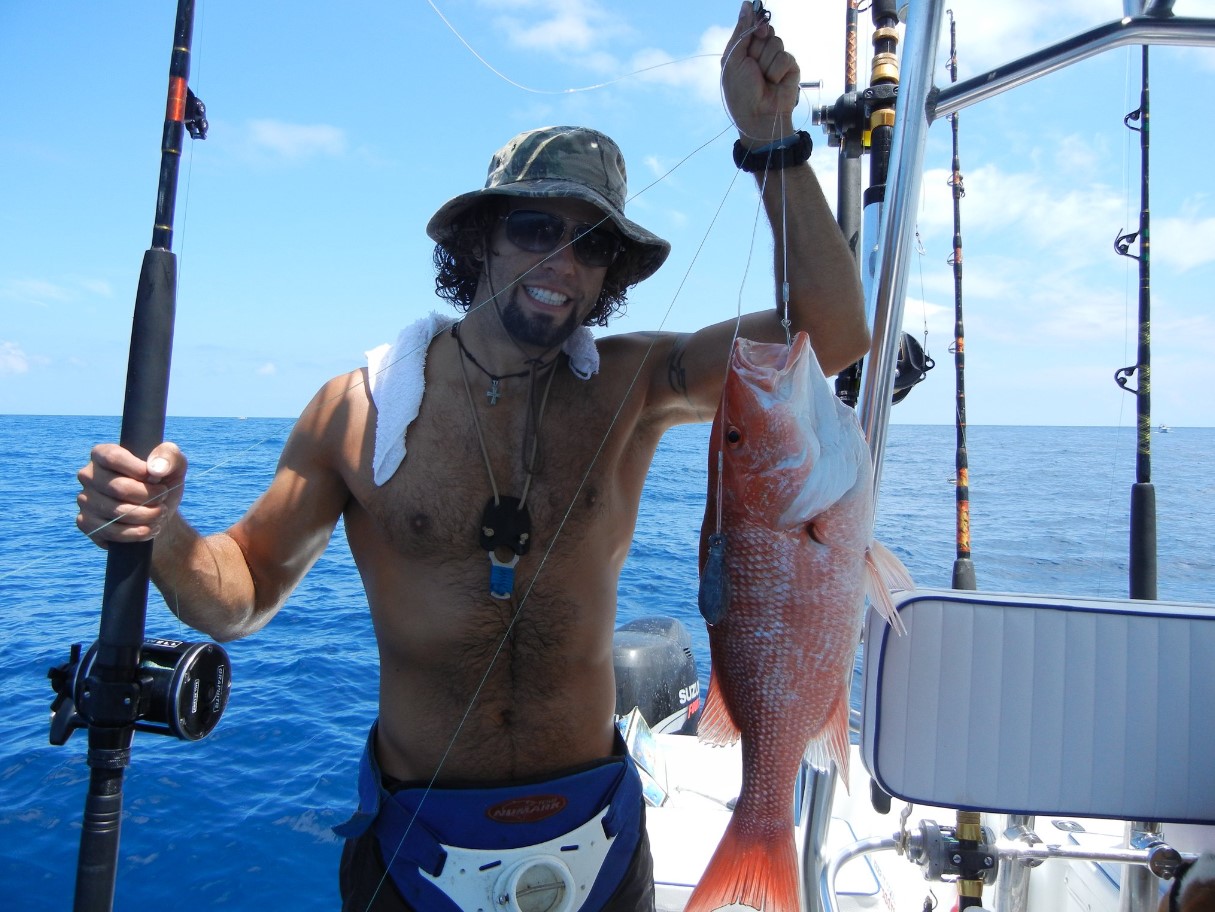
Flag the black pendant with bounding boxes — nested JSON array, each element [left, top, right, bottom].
[[479, 495, 532, 556]]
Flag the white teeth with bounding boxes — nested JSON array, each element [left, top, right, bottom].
[[525, 286, 569, 307]]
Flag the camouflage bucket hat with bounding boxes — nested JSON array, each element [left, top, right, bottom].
[[426, 126, 671, 285]]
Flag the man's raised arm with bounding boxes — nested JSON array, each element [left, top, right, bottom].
[[644, 2, 869, 422]]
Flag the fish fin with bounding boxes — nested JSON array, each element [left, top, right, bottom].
[[865, 540, 911, 636], [803, 689, 852, 793], [683, 816, 800, 912], [696, 666, 741, 746]]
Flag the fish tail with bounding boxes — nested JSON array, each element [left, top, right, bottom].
[[1170, 853, 1215, 912], [866, 540, 913, 635], [683, 817, 800, 912], [696, 666, 741, 746], [803, 688, 851, 793]]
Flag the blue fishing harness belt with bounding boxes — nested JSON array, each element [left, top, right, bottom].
[[334, 724, 645, 912]]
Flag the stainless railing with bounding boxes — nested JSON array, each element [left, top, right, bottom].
[[856, 0, 1215, 498], [835, 2, 1215, 911]]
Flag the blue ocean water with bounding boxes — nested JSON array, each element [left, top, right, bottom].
[[1, 415, 1212, 909]]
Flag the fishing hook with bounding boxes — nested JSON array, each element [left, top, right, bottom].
[[751, 1, 772, 25]]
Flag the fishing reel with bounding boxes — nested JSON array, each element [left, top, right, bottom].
[[905, 819, 1000, 885], [48, 637, 231, 745]]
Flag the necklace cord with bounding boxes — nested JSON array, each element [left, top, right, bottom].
[[456, 332, 502, 506], [454, 320, 559, 514], [520, 359, 558, 505], [452, 322, 539, 384]]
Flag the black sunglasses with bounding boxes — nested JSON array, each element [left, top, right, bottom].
[[500, 209, 624, 269]]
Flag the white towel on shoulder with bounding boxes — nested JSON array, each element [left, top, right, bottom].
[[366, 311, 600, 486]]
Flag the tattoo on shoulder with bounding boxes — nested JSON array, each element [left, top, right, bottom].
[[667, 336, 690, 398]]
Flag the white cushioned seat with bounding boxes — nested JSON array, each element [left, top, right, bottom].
[[861, 589, 1215, 824]]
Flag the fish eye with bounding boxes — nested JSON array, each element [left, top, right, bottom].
[[725, 427, 743, 446]]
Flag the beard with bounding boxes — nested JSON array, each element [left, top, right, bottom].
[[498, 288, 584, 351]]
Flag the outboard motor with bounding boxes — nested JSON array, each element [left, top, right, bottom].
[[612, 616, 700, 734]]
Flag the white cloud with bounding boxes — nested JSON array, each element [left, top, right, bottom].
[[0, 340, 31, 374], [932, 0, 1120, 78], [489, 0, 625, 55], [0, 276, 117, 308], [1154, 214, 1215, 271], [0, 278, 72, 306], [247, 120, 348, 160], [256, 362, 277, 376], [78, 278, 113, 297], [629, 29, 729, 104], [902, 297, 952, 337], [923, 161, 1122, 266], [498, 12, 596, 53], [1156, 311, 1215, 349]]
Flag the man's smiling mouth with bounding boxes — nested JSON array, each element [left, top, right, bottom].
[[525, 286, 570, 308]]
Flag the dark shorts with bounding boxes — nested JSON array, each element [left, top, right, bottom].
[[335, 725, 655, 912]]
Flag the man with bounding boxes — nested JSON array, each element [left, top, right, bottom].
[[76, 4, 868, 909]]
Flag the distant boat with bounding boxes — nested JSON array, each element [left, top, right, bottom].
[[1158, 423, 1171, 433]]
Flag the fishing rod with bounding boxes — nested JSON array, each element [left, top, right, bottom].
[[1116, 39, 1163, 912], [940, 24, 987, 910], [819, 0, 904, 409], [836, 2, 865, 271], [1114, 44, 1158, 602], [45, 4, 231, 910], [941, 33, 984, 912], [946, 10, 977, 593]]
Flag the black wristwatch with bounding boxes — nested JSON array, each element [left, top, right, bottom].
[[733, 130, 813, 173]]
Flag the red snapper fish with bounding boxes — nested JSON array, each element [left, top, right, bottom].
[[687, 332, 909, 912]]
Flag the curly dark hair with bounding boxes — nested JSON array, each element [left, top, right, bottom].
[[432, 199, 646, 328]]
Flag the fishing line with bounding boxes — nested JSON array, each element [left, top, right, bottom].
[[366, 19, 782, 906], [381, 3, 784, 734], [1118, 43, 1138, 387], [3, 5, 227, 586], [96, 4, 782, 508], [423, 0, 718, 95], [366, 129, 756, 910], [1095, 43, 1147, 597], [477, 27, 785, 618], [913, 227, 931, 366], [23, 120, 737, 592], [19, 12, 771, 561], [42, 7, 783, 905], [711, 112, 784, 538], [35, 7, 762, 593]]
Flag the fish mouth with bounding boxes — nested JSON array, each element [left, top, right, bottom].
[[732, 334, 810, 395]]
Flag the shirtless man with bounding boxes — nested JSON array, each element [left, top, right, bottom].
[[76, 5, 868, 909]]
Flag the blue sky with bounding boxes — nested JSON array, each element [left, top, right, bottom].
[[2, 0, 1214, 425]]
